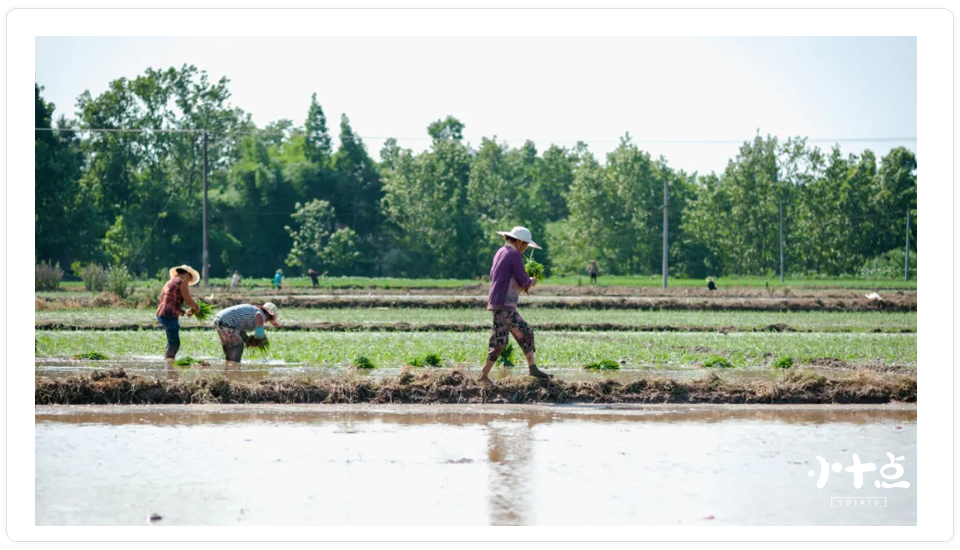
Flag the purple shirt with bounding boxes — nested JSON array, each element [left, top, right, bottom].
[[487, 244, 533, 312]]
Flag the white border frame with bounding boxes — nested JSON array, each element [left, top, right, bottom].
[[7, 3, 952, 544]]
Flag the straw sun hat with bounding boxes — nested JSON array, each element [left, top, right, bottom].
[[262, 302, 280, 320], [496, 226, 541, 250], [169, 265, 200, 286]]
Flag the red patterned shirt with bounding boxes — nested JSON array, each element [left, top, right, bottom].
[[156, 277, 186, 318]]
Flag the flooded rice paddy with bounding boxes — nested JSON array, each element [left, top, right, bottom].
[[35, 404, 916, 526]]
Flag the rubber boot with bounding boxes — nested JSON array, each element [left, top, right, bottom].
[[528, 364, 553, 380]]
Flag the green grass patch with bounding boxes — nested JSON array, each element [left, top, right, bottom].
[[36, 331, 917, 370], [36, 308, 918, 332]]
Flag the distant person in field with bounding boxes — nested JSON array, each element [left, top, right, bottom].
[[587, 261, 600, 285], [479, 226, 553, 385], [213, 302, 280, 364], [308, 268, 320, 288], [155, 265, 201, 364], [707, 277, 717, 291], [231, 270, 241, 288], [274, 269, 284, 290]]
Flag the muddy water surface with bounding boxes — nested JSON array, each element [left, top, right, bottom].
[[35, 404, 916, 526]]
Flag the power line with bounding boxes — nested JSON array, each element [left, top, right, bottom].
[[33, 127, 918, 145]]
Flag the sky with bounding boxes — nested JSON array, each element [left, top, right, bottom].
[[35, 36, 917, 175]]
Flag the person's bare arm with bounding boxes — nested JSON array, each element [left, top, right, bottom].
[[180, 281, 200, 313]]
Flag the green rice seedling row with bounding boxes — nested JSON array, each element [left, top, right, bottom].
[[35, 331, 917, 369]]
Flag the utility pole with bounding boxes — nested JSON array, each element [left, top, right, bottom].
[[662, 178, 669, 288], [905, 208, 910, 281], [779, 200, 784, 284], [202, 131, 209, 287]]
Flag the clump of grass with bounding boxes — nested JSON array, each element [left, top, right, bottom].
[[73, 351, 108, 361], [81, 263, 108, 292], [107, 264, 133, 298], [36, 261, 64, 291], [185, 300, 214, 322], [353, 355, 376, 369], [496, 343, 518, 367], [584, 359, 620, 370], [772, 355, 795, 369], [702, 355, 734, 369], [174, 356, 200, 367]]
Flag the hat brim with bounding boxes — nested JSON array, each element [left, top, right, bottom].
[[496, 231, 542, 250], [169, 266, 201, 286]]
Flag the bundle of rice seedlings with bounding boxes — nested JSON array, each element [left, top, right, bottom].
[[522, 252, 545, 294], [772, 355, 795, 369], [496, 343, 517, 367], [408, 353, 442, 367], [353, 355, 376, 369], [73, 352, 108, 361], [702, 355, 734, 369], [245, 336, 271, 358], [185, 300, 214, 322], [174, 356, 200, 367], [584, 359, 620, 370]]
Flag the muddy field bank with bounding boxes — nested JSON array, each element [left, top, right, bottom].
[[36, 367, 916, 405], [34, 321, 916, 334], [36, 294, 917, 313]]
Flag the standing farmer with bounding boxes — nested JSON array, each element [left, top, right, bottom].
[[274, 269, 284, 290], [308, 268, 320, 288], [231, 270, 241, 288], [587, 260, 600, 285], [478, 226, 553, 384], [212, 302, 280, 364], [156, 265, 201, 363]]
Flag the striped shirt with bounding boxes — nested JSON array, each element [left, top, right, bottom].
[[213, 304, 264, 331]]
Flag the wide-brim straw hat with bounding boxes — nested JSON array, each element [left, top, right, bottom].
[[496, 226, 541, 249], [169, 265, 200, 286], [262, 302, 280, 321]]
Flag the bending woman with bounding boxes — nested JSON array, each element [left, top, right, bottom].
[[213, 302, 280, 364]]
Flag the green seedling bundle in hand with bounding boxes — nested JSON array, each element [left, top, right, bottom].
[[185, 300, 214, 322], [245, 336, 271, 358], [523, 251, 544, 294]]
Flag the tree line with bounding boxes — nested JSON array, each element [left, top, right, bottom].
[[35, 65, 917, 281]]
